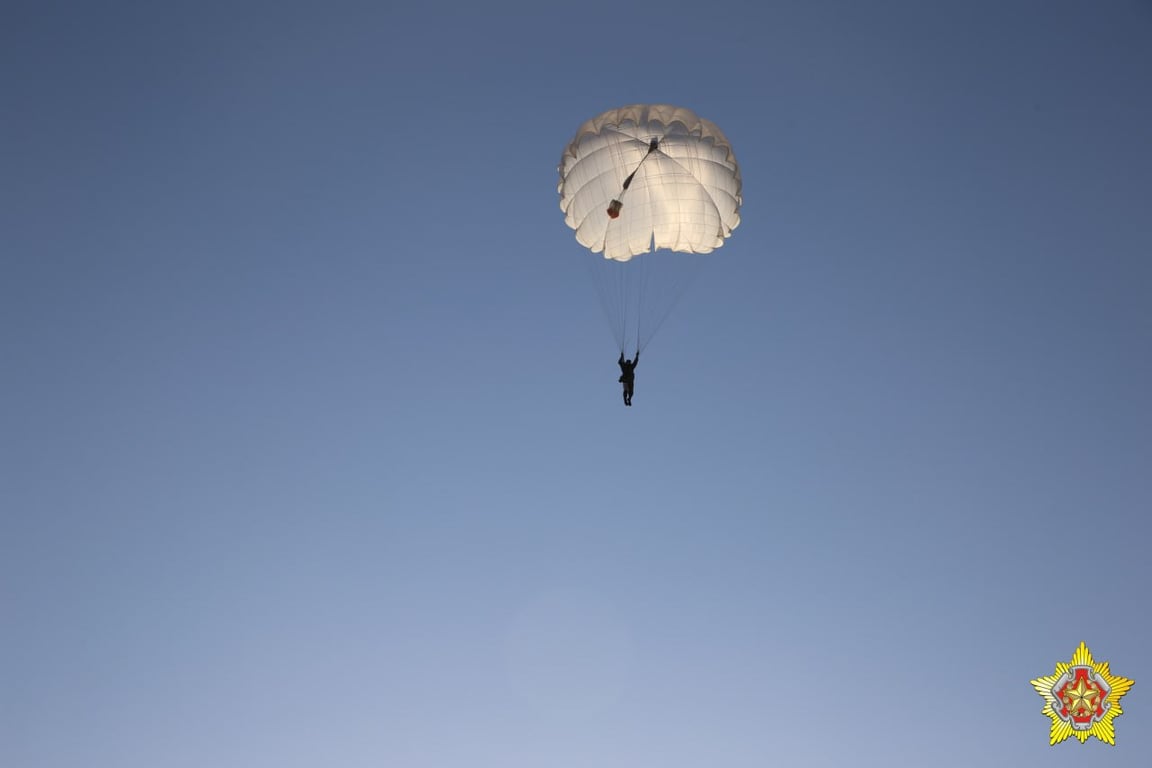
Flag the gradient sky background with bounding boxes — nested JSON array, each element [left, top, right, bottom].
[[3, 1, 1151, 766]]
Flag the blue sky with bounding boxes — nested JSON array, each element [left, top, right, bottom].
[[3, 1, 1151, 766]]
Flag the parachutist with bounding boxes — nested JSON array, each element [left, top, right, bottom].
[[618, 350, 639, 406]]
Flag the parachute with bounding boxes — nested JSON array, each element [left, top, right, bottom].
[[558, 104, 742, 353]]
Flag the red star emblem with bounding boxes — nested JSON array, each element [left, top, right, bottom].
[[1056, 668, 1109, 723]]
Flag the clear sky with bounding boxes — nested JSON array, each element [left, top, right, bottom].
[[3, 1, 1151, 766]]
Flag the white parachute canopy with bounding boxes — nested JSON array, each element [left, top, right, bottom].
[[558, 105, 742, 351], [558, 104, 741, 261]]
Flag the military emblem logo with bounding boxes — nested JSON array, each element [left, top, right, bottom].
[[1031, 641, 1134, 745]]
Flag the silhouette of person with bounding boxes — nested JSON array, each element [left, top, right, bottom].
[[618, 350, 639, 406]]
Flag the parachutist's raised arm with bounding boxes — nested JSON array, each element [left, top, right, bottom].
[[619, 352, 625, 365], [634, 350, 639, 366]]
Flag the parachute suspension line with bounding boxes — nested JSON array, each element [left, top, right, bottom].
[[639, 274, 689, 353], [635, 257, 643, 353], [637, 253, 708, 355], [594, 204, 635, 355], [596, 136, 662, 354], [584, 252, 624, 354], [561, 106, 741, 359], [616, 254, 628, 353], [636, 247, 651, 354]]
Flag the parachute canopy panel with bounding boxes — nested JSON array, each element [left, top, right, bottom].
[[558, 104, 742, 262]]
